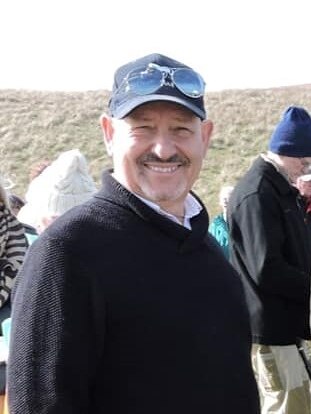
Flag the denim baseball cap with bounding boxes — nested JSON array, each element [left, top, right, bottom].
[[108, 53, 206, 120]]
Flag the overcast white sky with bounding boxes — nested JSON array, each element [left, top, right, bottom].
[[1, 0, 310, 92]]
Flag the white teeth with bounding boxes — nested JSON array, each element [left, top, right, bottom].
[[147, 165, 178, 173]]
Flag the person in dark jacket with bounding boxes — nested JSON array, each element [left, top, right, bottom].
[[8, 53, 260, 414], [228, 106, 311, 414]]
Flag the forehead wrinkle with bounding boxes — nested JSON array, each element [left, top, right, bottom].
[[129, 112, 153, 122], [127, 101, 197, 122], [127, 107, 196, 123]]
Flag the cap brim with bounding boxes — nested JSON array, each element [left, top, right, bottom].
[[112, 94, 206, 120]]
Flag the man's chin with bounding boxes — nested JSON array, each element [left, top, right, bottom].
[[141, 188, 185, 205]]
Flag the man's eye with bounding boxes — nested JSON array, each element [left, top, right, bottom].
[[175, 127, 192, 133], [135, 125, 151, 130]]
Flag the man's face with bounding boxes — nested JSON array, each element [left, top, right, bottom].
[[101, 101, 212, 213], [283, 156, 311, 183]]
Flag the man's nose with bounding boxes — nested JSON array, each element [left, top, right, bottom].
[[152, 134, 176, 160]]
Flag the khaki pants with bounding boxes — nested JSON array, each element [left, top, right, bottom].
[[252, 344, 311, 414]]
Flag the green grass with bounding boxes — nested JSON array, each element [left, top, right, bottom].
[[1, 84, 311, 218]]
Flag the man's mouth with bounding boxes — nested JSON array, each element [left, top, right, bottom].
[[145, 164, 180, 173]]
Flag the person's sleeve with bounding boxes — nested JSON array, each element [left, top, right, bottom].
[[230, 192, 309, 303], [7, 233, 106, 414], [0, 205, 28, 306]]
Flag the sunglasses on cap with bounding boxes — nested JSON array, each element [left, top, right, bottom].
[[118, 63, 205, 99]]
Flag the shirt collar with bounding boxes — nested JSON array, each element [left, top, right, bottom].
[[135, 193, 202, 230]]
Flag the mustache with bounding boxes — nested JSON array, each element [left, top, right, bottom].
[[139, 153, 190, 165]]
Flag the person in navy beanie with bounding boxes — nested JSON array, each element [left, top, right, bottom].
[[7, 53, 260, 414], [269, 106, 311, 156], [227, 105, 311, 414]]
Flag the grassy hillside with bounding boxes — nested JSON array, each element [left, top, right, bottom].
[[1, 84, 311, 218]]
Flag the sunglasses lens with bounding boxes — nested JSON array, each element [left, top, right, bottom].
[[127, 67, 163, 95], [123, 65, 205, 98], [173, 68, 205, 98]]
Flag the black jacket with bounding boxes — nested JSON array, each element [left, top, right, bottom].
[[8, 171, 259, 414], [228, 156, 311, 345]]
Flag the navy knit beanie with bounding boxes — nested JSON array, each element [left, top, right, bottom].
[[268, 106, 311, 157]]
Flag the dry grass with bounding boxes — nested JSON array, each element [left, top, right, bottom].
[[1, 85, 311, 218]]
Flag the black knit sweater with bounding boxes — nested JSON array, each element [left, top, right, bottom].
[[8, 171, 259, 414]]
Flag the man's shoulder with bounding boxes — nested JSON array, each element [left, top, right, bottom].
[[41, 198, 111, 242], [236, 157, 268, 186], [231, 157, 283, 205]]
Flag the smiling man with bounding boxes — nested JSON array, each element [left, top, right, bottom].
[[8, 53, 260, 414]]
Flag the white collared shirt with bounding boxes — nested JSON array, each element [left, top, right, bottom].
[[135, 193, 202, 230]]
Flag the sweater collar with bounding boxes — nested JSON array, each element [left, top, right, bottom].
[[95, 170, 209, 253]]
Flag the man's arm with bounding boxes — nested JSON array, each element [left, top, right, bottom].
[[229, 191, 309, 302], [8, 232, 105, 413]]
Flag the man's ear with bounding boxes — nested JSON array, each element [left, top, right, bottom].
[[201, 120, 213, 155], [100, 114, 114, 156]]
